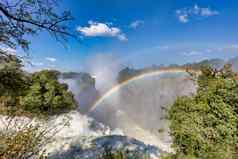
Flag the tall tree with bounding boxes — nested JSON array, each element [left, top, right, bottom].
[[20, 70, 76, 115]]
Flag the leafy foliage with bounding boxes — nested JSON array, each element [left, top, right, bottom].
[[0, 54, 77, 116], [165, 64, 238, 159], [0, 53, 29, 97], [0, 53, 30, 111], [20, 70, 76, 115]]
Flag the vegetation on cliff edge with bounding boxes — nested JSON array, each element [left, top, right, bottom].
[[163, 64, 238, 159]]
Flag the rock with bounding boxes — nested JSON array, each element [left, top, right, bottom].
[[59, 72, 100, 113], [49, 135, 161, 159]]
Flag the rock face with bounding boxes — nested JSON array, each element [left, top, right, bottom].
[[228, 56, 238, 71], [49, 135, 160, 159], [60, 72, 99, 113]]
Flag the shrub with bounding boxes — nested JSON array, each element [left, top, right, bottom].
[[0, 117, 48, 159]]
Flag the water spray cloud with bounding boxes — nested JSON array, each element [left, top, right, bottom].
[[88, 68, 199, 113]]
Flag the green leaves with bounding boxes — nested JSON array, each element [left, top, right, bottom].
[[20, 70, 76, 116], [0, 54, 77, 116], [165, 65, 238, 159]]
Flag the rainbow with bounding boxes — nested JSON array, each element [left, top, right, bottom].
[[88, 68, 199, 113]]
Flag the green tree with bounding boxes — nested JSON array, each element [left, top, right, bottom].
[[0, 59, 29, 96], [165, 65, 238, 159], [20, 70, 77, 115], [0, 53, 30, 110]]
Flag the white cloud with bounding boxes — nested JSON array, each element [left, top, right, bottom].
[[182, 51, 202, 56], [45, 57, 56, 62], [214, 44, 238, 52], [229, 44, 238, 49], [48, 64, 56, 68], [32, 62, 44, 66], [200, 8, 219, 17], [117, 34, 128, 41], [77, 21, 127, 41], [214, 44, 238, 51], [178, 15, 189, 23], [129, 20, 144, 29], [155, 45, 169, 50], [176, 4, 219, 23], [182, 44, 238, 56], [205, 49, 212, 53]]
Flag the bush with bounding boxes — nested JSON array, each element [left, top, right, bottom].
[[0, 117, 48, 159]]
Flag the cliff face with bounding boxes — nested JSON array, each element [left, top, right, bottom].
[[228, 57, 238, 71], [60, 72, 100, 114]]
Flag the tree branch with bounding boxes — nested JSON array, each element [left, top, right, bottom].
[[0, 3, 74, 37]]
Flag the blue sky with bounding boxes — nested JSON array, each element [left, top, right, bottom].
[[24, 0, 238, 72]]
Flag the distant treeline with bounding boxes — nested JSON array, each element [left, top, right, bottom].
[[117, 57, 238, 83]]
